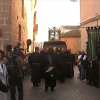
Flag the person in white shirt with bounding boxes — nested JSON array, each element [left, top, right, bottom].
[[0, 50, 7, 100]]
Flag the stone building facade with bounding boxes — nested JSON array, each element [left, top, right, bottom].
[[80, 0, 100, 51], [0, 0, 37, 52], [60, 26, 81, 54]]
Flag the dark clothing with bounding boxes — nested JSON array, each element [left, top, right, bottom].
[[8, 78, 23, 100], [83, 59, 90, 70], [31, 64, 41, 85], [28, 52, 42, 65], [86, 66, 90, 80], [88, 67, 94, 85], [81, 53, 86, 65], [97, 49, 100, 61], [3, 54, 23, 100], [45, 72, 56, 89], [40, 52, 47, 78], [55, 52, 66, 81], [28, 51, 43, 85], [65, 52, 74, 77], [44, 53, 56, 68], [82, 58, 90, 79], [0, 80, 8, 93], [3, 55, 22, 78], [44, 52, 57, 89]]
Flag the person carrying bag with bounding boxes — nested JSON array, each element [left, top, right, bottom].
[[0, 79, 8, 93]]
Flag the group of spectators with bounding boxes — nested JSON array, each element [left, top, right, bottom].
[[76, 49, 100, 88], [76, 50, 90, 83], [0, 45, 30, 100]]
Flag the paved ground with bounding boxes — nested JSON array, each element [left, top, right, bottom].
[[8, 66, 100, 100]]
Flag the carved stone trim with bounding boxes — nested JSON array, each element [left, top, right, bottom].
[[80, 15, 100, 26]]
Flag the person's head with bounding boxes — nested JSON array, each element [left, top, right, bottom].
[[5, 45, 12, 55], [67, 49, 71, 54], [68, 49, 71, 52], [78, 51, 82, 55], [66, 50, 70, 54], [44, 48, 48, 53], [56, 48, 61, 53], [53, 47, 56, 52], [48, 48, 53, 55], [0, 50, 4, 60], [40, 49, 44, 54], [61, 48, 65, 52], [35, 47, 39, 52], [81, 50, 85, 54]]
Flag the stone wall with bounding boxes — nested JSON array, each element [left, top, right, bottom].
[[10, 0, 28, 49], [0, 0, 11, 50], [81, 19, 100, 51], [0, 0, 36, 52], [61, 37, 81, 54], [80, 0, 100, 22], [80, 0, 100, 51]]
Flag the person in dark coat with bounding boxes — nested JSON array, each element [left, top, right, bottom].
[[55, 49, 66, 82], [44, 48, 57, 91], [40, 50, 46, 78], [65, 50, 74, 78], [28, 47, 43, 87]]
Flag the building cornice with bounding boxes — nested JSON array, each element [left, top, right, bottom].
[[80, 15, 100, 26], [61, 30, 81, 38]]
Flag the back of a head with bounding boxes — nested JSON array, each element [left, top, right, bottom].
[[56, 49, 60, 53], [6, 45, 12, 53], [66, 50, 70, 54], [15, 48, 21, 56], [0, 50, 4, 59], [35, 47, 39, 51], [48, 48, 54, 55]]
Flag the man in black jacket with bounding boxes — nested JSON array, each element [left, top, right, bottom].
[[44, 48, 57, 91]]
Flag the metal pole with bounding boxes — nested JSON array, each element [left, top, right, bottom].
[[96, 19, 99, 42]]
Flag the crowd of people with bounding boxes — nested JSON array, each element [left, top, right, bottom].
[[0, 45, 30, 100], [1, 44, 99, 100], [28, 47, 75, 92], [0, 45, 75, 100], [76, 49, 100, 88]]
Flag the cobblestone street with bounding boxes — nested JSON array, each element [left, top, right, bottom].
[[8, 66, 100, 100]]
